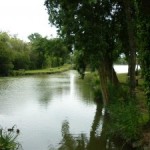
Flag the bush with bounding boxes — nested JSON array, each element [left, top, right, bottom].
[[0, 63, 14, 76]]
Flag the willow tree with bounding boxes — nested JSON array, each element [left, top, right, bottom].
[[45, 0, 121, 105]]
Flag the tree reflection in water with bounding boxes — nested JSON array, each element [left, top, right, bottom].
[[87, 103, 107, 150], [58, 120, 88, 150], [54, 103, 108, 150]]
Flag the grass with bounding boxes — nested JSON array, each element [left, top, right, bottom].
[[12, 64, 71, 76], [117, 73, 149, 124]]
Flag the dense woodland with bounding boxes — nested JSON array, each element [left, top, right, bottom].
[[0, 32, 69, 76]]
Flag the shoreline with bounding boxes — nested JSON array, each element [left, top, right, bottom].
[[9, 64, 71, 77]]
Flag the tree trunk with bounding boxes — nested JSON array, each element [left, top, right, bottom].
[[98, 65, 109, 106], [123, 0, 136, 97]]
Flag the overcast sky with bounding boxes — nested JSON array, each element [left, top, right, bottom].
[[0, 0, 57, 41]]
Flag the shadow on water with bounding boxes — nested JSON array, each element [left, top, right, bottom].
[[48, 103, 107, 150], [87, 103, 106, 150], [34, 74, 70, 107]]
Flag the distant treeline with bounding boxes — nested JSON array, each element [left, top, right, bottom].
[[0, 32, 70, 76]]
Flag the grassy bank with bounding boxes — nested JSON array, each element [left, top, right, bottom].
[[12, 64, 71, 76], [84, 71, 149, 147], [117, 73, 149, 123], [85, 71, 148, 120]]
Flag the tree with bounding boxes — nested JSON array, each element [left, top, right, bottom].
[[28, 33, 69, 69], [45, 0, 121, 105], [0, 32, 14, 76], [10, 36, 31, 70], [73, 50, 86, 79], [46, 38, 69, 67], [122, 0, 137, 97], [28, 33, 48, 68]]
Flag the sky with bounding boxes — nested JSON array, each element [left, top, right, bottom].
[[0, 0, 57, 41]]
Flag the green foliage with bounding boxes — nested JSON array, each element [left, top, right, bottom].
[[28, 33, 69, 69], [0, 32, 32, 75], [0, 32, 14, 76], [13, 52, 30, 70], [0, 31, 70, 76], [107, 85, 142, 142], [46, 38, 69, 67], [137, 7, 150, 118], [10, 37, 31, 70], [105, 76, 142, 142], [85, 72, 102, 101], [73, 51, 86, 79], [45, 0, 126, 105], [0, 127, 21, 150], [45, 0, 122, 67], [0, 63, 14, 76]]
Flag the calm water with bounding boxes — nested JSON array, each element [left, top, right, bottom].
[[0, 66, 130, 150], [0, 70, 106, 150]]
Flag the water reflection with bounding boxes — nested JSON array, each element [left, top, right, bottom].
[[0, 68, 133, 149], [69, 72, 94, 105], [50, 103, 107, 150], [34, 71, 93, 107], [35, 75, 70, 107], [58, 120, 88, 150], [0, 71, 96, 150], [87, 104, 106, 150]]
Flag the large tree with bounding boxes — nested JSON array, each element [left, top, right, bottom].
[[45, 0, 122, 105]]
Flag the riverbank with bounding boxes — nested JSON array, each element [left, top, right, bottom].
[[11, 64, 71, 76], [118, 73, 150, 149], [84, 71, 150, 149]]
